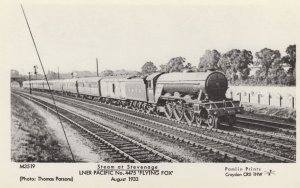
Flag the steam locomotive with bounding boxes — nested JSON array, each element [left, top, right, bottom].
[[23, 70, 243, 128]]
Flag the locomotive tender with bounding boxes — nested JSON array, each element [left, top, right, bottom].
[[23, 70, 243, 128]]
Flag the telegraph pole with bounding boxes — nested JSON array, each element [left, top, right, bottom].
[[33, 65, 38, 80], [96, 58, 99, 76], [58, 67, 60, 79], [28, 72, 32, 94]]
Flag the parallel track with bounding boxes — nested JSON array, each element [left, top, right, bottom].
[[16, 90, 295, 163], [235, 115, 296, 135], [14, 92, 177, 163]]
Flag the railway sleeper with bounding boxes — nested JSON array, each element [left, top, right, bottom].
[[114, 143, 138, 148], [140, 158, 168, 163], [95, 143, 113, 150], [98, 135, 119, 139], [197, 150, 213, 155], [113, 158, 135, 163], [100, 148, 117, 153], [136, 156, 163, 162], [93, 142, 114, 148], [120, 145, 142, 150], [95, 131, 111, 135], [130, 151, 152, 157], [108, 141, 133, 146], [204, 143, 227, 149], [109, 153, 127, 159], [134, 153, 158, 159], [122, 148, 147, 153]]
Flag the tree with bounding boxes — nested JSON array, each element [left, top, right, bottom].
[[141, 61, 157, 75], [101, 70, 114, 76], [47, 71, 58, 80], [160, 57, 186, 73], [268, 58, 287, 85], [218, 49, 253, 81], [184, 63, 192, 69], [114, 69, 140, 76], [198, 50, 221, 71], [255, 48, 281, 78], [282, 45, 296, 73], [159, 64, 167, 72], [10, 69, 19, 77]]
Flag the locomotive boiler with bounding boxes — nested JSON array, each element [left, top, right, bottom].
[[156, 70, 228, 101]]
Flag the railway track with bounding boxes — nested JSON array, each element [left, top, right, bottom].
[[235, 115, 296, 135], [15, 91, 247, 162], [16, 90, 295, 163], [228, 126, 295, 148], [131, 109, 296, 152], [46, 92, 296, 160], [13, 92, 177, 163]]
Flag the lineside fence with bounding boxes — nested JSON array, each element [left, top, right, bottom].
[[226, 86, 296, 109]]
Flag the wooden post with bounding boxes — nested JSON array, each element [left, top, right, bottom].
[[279, 95, 282, 107], [96, 58, 99, 76], [28, 72, 32, 94]]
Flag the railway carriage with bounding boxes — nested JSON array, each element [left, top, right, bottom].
[[49, 80, 62, 92], [100, 77, 127, 100], [77, 77, 102, 98], [22, 81, 30, 90], [31, 80, 44, 90], [61, 79, 78, 95]]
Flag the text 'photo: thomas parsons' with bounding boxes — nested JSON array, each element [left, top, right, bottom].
[[10, 5, 296, 163]]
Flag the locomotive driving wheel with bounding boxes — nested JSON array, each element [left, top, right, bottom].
[[207, 115, 215, 128], [141, 103, 147, 113], [184, 109, 195, 125], [145, 104, 152, 114], [173, 102, 184, 121], [137, 102, 142, 111], [195, 114, 204, 126], [164, 102, 173, 119], [195, 109, 207, 126], [214, 116, 220, 129]]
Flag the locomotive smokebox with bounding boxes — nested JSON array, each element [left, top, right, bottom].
[[156, 71, 228, 101]]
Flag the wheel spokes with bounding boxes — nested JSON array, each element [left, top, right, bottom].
[[184, 110, 195, 125], [164, 103, 173, 119], [173, 105, 184, 121]]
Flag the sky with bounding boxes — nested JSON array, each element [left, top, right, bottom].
[[2, 4, 299, 75]]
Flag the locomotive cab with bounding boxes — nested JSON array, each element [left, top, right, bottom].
[[146, 72, 165, 103]]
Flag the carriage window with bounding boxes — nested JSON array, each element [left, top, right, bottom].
[[112, 84, 115, 93]]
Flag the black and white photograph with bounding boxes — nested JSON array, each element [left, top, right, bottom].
[[1, 1, 300, 187], [9, 4, 297, 163]]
